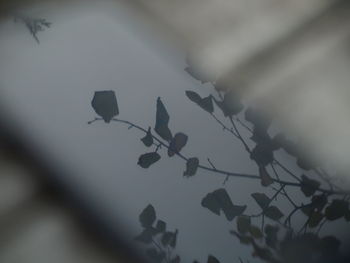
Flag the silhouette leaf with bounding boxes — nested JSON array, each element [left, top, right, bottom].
[[237, 215, 251, 234], [155, 220, 166, 233], [185, 91, 202, 104], [251, 145, 274, 167], [138, 152, 161, 168], [139, 204, 156, 228], [141, 127, 153, 147], [155, 97, 173, 141], [168, 132, 188, 157], [201, 188, 246, 221], [251, 193, 270, 210], [259, 166, 274, 186], [300, 175, 320, 197], [183, 157, 199, 177], [325, 199, 349, 221], [308, 211, 324, 228], [91, 91, 119, 123], [249, 225, 263, 239], [185, 91, 214, 113], [207, 255, 220, 263], [264, 206, 284, 221], [213, 90, 243, 116]]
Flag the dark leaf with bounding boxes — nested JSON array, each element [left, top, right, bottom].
[[183, 157, 199, 177], [185, 91, 214, 113], [201, 189, 246, 221], [168, 132, 188, 156], [91, 90, 119, 123], [251, 144, 274, 167], [185, 91, 202, 104], [249, 225, 263, 239], [171, 256, 181, 263], [141, 127, 153, 147], [300, 175, 320, 197], [139, 204, 156, 228], [325, 199, 349, 221], [207, 255, 220, 263], [138, 152, 161, 168], [264, 206, 284, 221], [251, 193, 270, 210], [155, 97, 173, 141], [237, 216, 251, 234], [199, 95, 214, 113], [259, 167, 274, 187], [155, 220, 166, 233], [251, 127, 272, 146], [308, 211, 324, 228], [311, 194, 328, 211]]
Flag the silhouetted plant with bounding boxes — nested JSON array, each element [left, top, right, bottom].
[[135, 204, 180, 263], [13, 13, 51, 43], [88, 64, 350, 262]]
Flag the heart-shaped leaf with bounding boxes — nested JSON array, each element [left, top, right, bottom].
[[201, 188, 246, 221], [138, 152, 161, 168], [91, 90, 119, 123], [155, 97, 173, 141], [168, 132, 188, 156], [325, 199, 349, 221], [300, 175, 320, 197], [185, 91, 214, 113]]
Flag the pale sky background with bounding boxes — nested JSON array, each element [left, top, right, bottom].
[[0, 2, 349, 263]]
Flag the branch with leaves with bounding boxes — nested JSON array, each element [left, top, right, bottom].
[[88, 83, 350, 262]]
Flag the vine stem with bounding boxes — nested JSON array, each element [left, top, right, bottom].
[[88, 117, 350, 196]]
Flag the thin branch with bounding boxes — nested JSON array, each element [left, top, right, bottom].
[[88, 117, 350, 196]]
